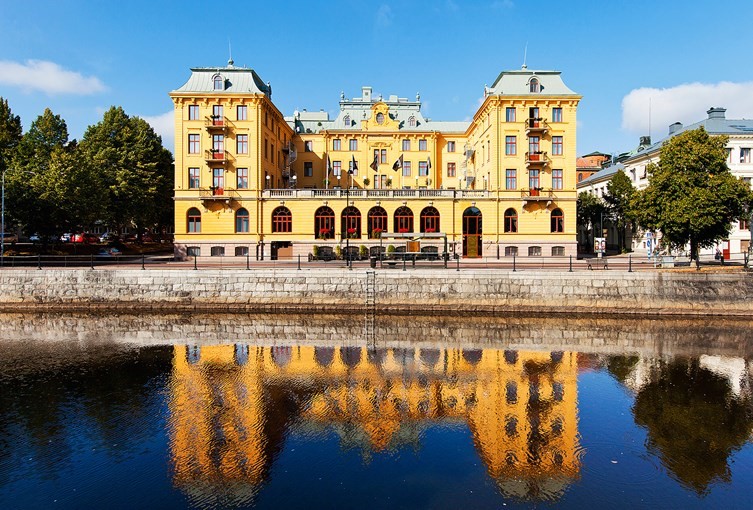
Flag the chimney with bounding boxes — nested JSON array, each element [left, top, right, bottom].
[[668, 122, 683, 135], [362, 86, 372, 102], [707, 107, 726, 119], [639, 136, 651, 147]]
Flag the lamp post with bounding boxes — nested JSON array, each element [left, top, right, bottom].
[[1, 168, 6, 266]]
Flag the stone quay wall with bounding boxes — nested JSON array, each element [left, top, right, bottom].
[[0, 268, 751, 316]]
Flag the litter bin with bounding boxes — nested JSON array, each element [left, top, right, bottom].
[[370, 256, 377, 268]]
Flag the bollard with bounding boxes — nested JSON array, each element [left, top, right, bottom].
[[513, 255, 516, 272], [193, 254, 197, 270], [629, 254, 633, 272], [569, 255, 572, 272], [456, 254, 460, 272], [298, 254, 301, 270], [403, 255, 406, 271], [142, 253, 145, 270], [38, 253, 41, 270], [247, 252, 250, 270], [90, 253, 94, 270]]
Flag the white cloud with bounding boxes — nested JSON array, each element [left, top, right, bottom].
[[376, 4, 393, 27], [621, 81, 753, 137], [0, 59, 106, 95], [140, 111, 174, 153]]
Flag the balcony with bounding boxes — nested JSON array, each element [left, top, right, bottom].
[[525, 151, 550, 167], [199, 187, 238, 204], [261, 189, 492, 199], [204, 150, 233, 165], [205, 116, 229, 132], [521, 188, 555, 205], [525, 117, 549, 134]]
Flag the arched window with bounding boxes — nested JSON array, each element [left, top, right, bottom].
[[343, 114, 350, 126], [420, 206, 440, 233], [408, 116, 416, 127], [272, 206, 291, 233], [375, 112, 385, 125], [504, 208, 518, 233], [368, 206, 388, 238], [213, 74, 224, 90], [551, 208, 564, 233], [235, 208, 250, 233], [529, 77, 540, 93], [341, 206, 361, 239], [187, 207, 201, 233], [394, 206, 414, 233], [314, 206, 335, 239]]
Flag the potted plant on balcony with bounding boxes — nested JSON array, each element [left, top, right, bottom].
[[214, 186, 224, 196], [425, 227, 436, 233], [371, 227, 382, 239], [398, 228, 409, 233], [347, 227, 357, 239], [318, 228, 331, 240], [386, 178, 393, 188], [530, 188, 540, 197], [363, 177, 370, 187]]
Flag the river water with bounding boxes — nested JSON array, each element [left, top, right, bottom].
[[0, 313, 752, 509]]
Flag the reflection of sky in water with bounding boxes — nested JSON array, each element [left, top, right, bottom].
[[0, 320, 751, 509]]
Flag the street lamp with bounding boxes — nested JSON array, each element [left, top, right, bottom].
[[1, 168, 6, 266]]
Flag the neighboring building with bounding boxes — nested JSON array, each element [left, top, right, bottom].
[[576, 151, 610, 184], [170, 61, 581, 259], [575, 163, 625, 251], [622, 107, 753, 256]]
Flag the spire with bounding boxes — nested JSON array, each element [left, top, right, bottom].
[[228, 41, 234, 67]]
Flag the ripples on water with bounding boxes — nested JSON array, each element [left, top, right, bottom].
[[0, 314, 752, 509]]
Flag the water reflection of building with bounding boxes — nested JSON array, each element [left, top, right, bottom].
[[168, 345, 580, 504]]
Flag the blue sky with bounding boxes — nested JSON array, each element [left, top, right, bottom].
[[2, 0, 753, 157]]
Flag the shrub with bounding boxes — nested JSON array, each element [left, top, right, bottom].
[[312, 245, 319, 259], [359, 245, 368, 259], [334, 245, 342, 259]]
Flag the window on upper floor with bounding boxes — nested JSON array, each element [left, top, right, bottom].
[[552, 169, 563, 190], [529, 78, 540, 93], [402, 139, 411, 151], [237, 105, 247, 121], [376, 112, 385, 125], [402, 160, 411, 177], [188, 134, 200, 154], [333, 139, 341, 151], [552, 107, 563, 123], [552, 136, 563, 156], [304, 161, 313, 177], [349, 139, 357, 151], [188, 105, 199, 121], [188, 168, 200, 189], [419, 139, 427, 151], [506, 107, 516, 122], [304, 140, 313, 152], [213, 74, 224, 90], [408, 116, 416, 127], [726, 148, 732, 163], [505, 136, 516, 155], [741, 148, 751, 163], [236, 134, 248, 155], [343, 114, 350, 126], [506, 169, 517, 190], [447, 162, 456, 177], [237, 168, 248, 189], [447, 141, 455, 152]]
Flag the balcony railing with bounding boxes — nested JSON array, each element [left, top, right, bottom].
[[204, 150, 233, 164], [520, 188, 555, 202], [261, 189, 492, 199], [525, 117, 549, 134], [205, 116, 229, 130], [199, 187, 239, 203], [525, 151, 550, 166]]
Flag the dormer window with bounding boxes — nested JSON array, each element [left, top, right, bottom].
[[529, 78, 540, 93], [213, 74, 224, 91], [343, 114, 350, 126], [408, 116, 416, 127], [376, 112, 385, 125]]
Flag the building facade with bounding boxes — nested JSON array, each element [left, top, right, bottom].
[[170, 62, 581, 259]]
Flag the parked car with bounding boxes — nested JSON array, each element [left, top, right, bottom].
[[0, 232, 18, 244], [72, 233, 99, 244], [99, 232, 119, 243], [60, 233, 72, 243]]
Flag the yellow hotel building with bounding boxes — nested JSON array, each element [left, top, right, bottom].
[[170, 61, 581, 260]]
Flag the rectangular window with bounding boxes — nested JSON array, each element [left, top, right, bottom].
[[447, 141, 455, 152], [380, 149, 387, 163], [188, 167, 200, 189], [237, 168, 248, 189], [187, 246, 200, 256], [188, 105, 199, 120], [402, 160, 411, 177], [212, 105, 223, 124], [740, 218, 749, 231], [188, 134, 200, 154], [304, 161, 313, 177], [333, 160, 342, 177], [529, 136, 540, 154], [528, 246, 542, 257], [552, 136, 564, 156], [505, 136, 516, 155], [402, 139, 411, 151], [529, 169, 540, 189], [213, 168, 224, 189], [726, 148, 733, 163], [211, 246, 225, 257], [349, 139, 357, 151], [212, 134, 224, 153], [552, 169, 563, 190], [236, 134, 248, 154], [235, 247, 249, 257], [419, 161, 428, 176], [506, 107, 516, 122], [447, 162, 456, 177], [419, 139, 427, 151], [505, 246, 518, 257], [741, 148, 751, 163], [304, 140, 313, 152], [506, 169, 517, 190], [552, 107, 563, 123], [237, 105, 247, 121], [333, 139, 341, 151]]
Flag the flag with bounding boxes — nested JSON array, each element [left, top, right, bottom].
[[370, 153, 378, 171], [327, 156, 332, 176], [349, 155, 357, 175], [427, 156, 432, 171], [392, 154, 403, 172]]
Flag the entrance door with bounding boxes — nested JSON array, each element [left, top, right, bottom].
[[463, 207, 482, 258], [271, 241, 293, 260], [722, 240, 730, 260]]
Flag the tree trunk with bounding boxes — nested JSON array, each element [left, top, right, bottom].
[[690, 238, 700, 269]]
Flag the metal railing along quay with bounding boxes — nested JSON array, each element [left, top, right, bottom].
[[0, 253, 745, 272]]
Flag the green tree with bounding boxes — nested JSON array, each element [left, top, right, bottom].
[[79, 107, 173, 236], [576, 191, 606, 253], [632, 127, 752, 264], [0, 97, 22, 176], [604, 169, 635, 253]]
